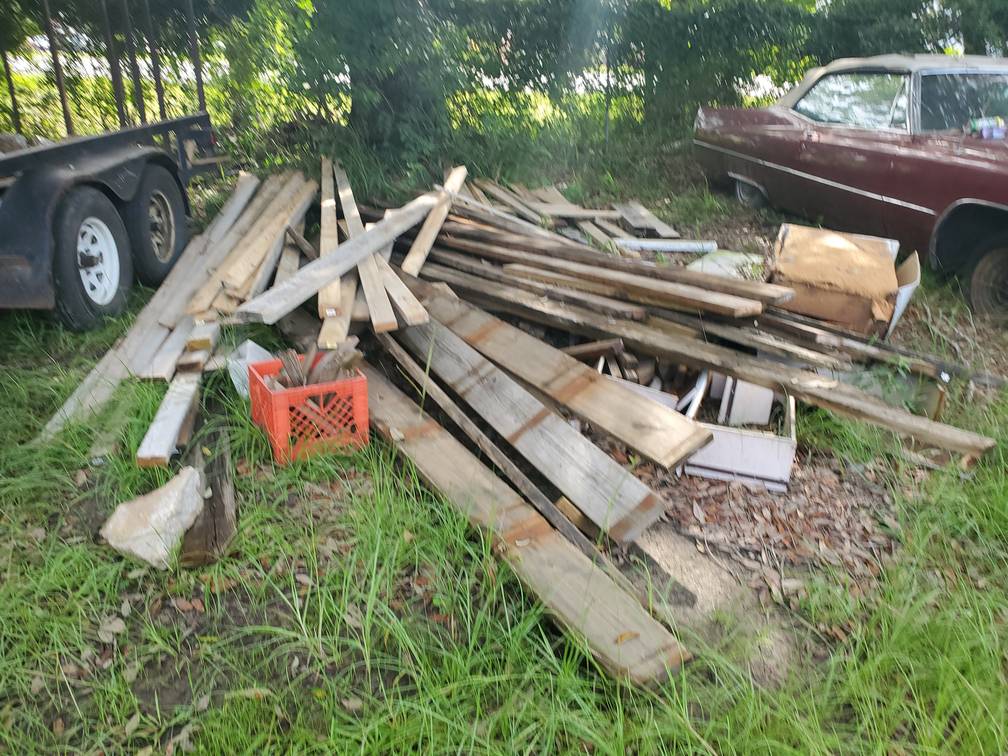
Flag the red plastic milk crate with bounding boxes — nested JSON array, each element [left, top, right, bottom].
[[248, 356, 369, 464]]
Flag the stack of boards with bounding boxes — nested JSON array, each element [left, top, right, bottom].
[[41, 164, 997, 688]]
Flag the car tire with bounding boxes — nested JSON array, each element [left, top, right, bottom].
[[965, 233, 1008, 320], [735, 178, 767, 209], [52, 187, 134, 331], [123, 164, 189, 286]]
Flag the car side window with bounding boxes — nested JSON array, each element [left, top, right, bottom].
[[794, 72, 909, 130]]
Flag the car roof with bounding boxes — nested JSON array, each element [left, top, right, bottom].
[[777, 54, 1008, 106]]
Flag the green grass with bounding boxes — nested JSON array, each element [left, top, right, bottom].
[[1, 195, 1007, 753]]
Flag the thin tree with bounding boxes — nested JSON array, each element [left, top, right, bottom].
[[99, 0, 128, 127], [1, 47, 21, 134], [40, 0, 74, 135], [120, 0, 146, 123]]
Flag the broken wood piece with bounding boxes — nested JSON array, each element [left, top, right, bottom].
[[176, 349, 210, 373], [400, 164, 467, 276], [612, 200, 679, 238], [472, 179, 544, 224], [396, 319, 671, 542], [186, 321, 220, 352], [101, 465, 205, 569], [180, 417, 236, 567], [364, 365, 688, 684], [236, 191, 440, 324], [136, 373, 202, 467], [376, 256, 429, 326], [561, 338, 625, 361], [286, 225, 318, 259], [138, 316, 195, 381]]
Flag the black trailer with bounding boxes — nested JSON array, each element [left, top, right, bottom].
[[0, 113, 221, 330]]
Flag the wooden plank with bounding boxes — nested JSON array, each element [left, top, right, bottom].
[[472, 179, 543, 224], [363, 365, 688, 685], [221, 178, 318, 294], [400, 164, 467, 276], [136, 373, 201, 467], [286, 225, 318, 260], [274, 245, 302, 286], [317, 277, 358, 348], [446, 193, 581, 248], [376, 256, 428, 326], [439, 237, 762, 317], [397, 320, 669, 542], [561, 338, 625, 360], [42, 175, 260, 440], [576, 220, 615, 250], [613, 200, 678, 238], [357, 252, 398, 332], [438, 280, 996, 457], [186, 321, 220, 352], [594, 218, 628, 239], [236, 191, 439, 324], [176, 348, 210, 373], [407, 286, 711, 468], [207, 172, 262, 244], [526, 202, 622, 220], [317, 158, 341, 315], [424, 255, 647, 321], [440, 222, 793, 304], [138, 316, 195, 381], [531, 185, 569, 203]]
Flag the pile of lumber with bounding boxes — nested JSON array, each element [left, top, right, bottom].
[[44, 162, 998, 689]]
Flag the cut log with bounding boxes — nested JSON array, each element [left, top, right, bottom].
[[400, 164, 467, 276], [397, 320, 669, 542], [364, 365, 688, 684], [406, 285, 711, 468], [136, 373, 202, 467], [235, 191, 439, 324]]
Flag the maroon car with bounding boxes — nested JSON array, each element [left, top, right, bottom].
[[694, 54, 1008, 316]]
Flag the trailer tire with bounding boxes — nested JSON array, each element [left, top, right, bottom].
[[124, 164, 188, 286], [53, 186, 133, 331]]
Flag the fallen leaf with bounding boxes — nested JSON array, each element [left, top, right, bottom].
[[190, 598, 205, 613], [614, 631, 640, 646], [124, 711, 141, 737], [98, 616, 127, 644], [341, 696, 364, 712], [692, 502, 706, 525], [30, 675, 44, 695], [173, 598, 193, 613], [52, 717, 64, 737]]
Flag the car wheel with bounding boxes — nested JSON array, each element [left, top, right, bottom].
[[52, 187, 134, 331], [735, 178, 767, 209], [124, 164, 189, 286], [966, 236, 1008, 320]]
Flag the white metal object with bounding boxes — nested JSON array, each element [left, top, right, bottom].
[[717, 376, 775, 427], [614, 238, 718, 253], [77, 216, 120, 305]]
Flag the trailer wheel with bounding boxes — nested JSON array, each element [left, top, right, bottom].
[[124, 164, 189, 286], [52, 187, 133, 331]]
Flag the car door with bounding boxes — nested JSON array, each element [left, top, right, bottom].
[[787, 70, 911, 237]]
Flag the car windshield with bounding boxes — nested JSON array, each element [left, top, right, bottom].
[[920, 72, 1008, 132]]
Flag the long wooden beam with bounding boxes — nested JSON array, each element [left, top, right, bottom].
[[363, 365, 688, 685], [416, 272, 996, 457], [397, 320, 669, 542]]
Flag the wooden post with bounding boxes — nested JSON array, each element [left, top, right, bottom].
[[120, 0, 146, 124], [139, 0, 166, 121], [184, 0, 206, 112], [40, 0, 74, 136], [1, 48, 21, 135], [99, 0, 128, 126]]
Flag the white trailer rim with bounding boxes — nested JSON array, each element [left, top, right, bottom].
[[77, 216, 120, 305]]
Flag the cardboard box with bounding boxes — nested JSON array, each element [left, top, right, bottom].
[[770, 224, 919, 337]]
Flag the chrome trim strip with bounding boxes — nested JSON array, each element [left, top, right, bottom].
[[694, 139, 937, 216]]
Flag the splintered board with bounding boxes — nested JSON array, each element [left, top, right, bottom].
[[397, 320, 668, 543], [363, 365, 688, 685]]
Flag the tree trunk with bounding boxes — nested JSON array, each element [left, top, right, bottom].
[[2, 48, 21, 135], [40, 0, 74, 136], [184, 0, 206, 112], [140, 0, 166, 121], [120, 0, 146, 123], [99, 0, 128, 127]]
